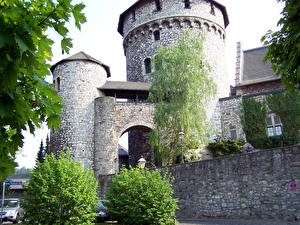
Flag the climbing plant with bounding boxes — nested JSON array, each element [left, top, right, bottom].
[[240, 97, 267, 148], [240, 90, 300, 149], [148, 31, 216, 165]]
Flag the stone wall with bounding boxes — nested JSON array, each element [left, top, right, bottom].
[[50, 61, 107, 170], [99, 145, 300, 221], [169, 145, 300, 221], [94, 98, 154, 177]]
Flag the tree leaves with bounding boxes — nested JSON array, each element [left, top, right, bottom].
[[0, 0, 86, 181], [22, 151, 98, 225], [148, 31, 216, 165], [261, 0, 300, 90]]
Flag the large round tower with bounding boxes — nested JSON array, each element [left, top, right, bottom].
[[50, 52, 111, 169], [118, 0, 229, 135]]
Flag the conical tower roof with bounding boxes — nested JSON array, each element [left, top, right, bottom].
[[51, 51, 111, 77]]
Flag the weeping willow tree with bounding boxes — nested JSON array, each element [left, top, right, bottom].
[[148, 31, 216, 165]]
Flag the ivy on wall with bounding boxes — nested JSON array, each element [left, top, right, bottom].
[[240, 91, 300, 149]]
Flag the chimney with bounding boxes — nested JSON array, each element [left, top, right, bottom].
[[235, 42, 242, 85]]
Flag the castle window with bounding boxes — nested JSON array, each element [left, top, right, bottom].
[[144, 58, 152, 74], [266, 113, 282, 136], [132, 10, 136, 21], [53, 79, 56, 88], [230, 129, 237, 139], [57, 77, 61, 91], [210, 3, 215, 15], [184, 0, 191, 9], [153, 30, 160, 41], [155, 0, 161, 11]]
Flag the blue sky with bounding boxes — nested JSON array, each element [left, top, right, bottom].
[[16, 0, 284, 168]]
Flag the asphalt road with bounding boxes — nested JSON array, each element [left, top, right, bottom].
[[179, 219, 300, 225]]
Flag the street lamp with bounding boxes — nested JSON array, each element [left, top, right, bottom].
[[178, 131, 185, 163], [137, 156, 146, 169]]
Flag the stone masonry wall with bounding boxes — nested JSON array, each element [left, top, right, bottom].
[[99, 145, 300, 221], [94, 97, 154, 177], [169, 145, 300, 221], [51, 61, 107, 170]]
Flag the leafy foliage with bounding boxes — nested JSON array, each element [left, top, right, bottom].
[[106, 167, 178, 225], [22, 151, 98, 225], [240, 91, 300, 149], [240, 97, 268, 148], [148, 31, 216, 165], [0, 0, 86, 181], [207, 139, 245, 157], [261, 0, 300, 90]]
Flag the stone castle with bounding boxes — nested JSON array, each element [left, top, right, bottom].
[[50, 0, 283, 178]]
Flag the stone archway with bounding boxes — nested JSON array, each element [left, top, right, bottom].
[[94, 96, 154, 177]]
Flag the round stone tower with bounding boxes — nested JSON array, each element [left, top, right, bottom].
[[118, 0, 229, 135], [50, 52, 111, 169]]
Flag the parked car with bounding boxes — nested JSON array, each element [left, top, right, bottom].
[[95, 200, 110, 222], [0, 198, 24, 224]]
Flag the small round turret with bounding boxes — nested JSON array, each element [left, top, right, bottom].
[[50, 52, 110, 169]]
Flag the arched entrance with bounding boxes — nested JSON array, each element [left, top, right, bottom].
[[118, 125, 160, 170]]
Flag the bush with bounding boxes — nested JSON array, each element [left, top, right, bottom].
[[22, 151, 98, 225], [207, 139, 245, 157], [106, 167, 178, 225]]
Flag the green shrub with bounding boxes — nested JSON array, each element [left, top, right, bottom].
[[22, 151, 98, 225], [106, 167, 178, 225], [207, 139, 245, 157]]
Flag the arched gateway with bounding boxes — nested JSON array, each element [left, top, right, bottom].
[[50, 53, 155, 177]]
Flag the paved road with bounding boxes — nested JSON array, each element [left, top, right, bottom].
[[179, 219, 300, 225]]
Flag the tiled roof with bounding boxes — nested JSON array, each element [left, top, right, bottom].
[[241, 46, 280, 84], [51, 52, 111, 77]]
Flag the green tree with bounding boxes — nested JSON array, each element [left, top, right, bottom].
[[106, 167, 178, 225], [36, 140, 46, 164], [261, 0, 300, 90], [148, 31, 216, 165], [0, 0, 86, 181], [22, 151, 98, 225]]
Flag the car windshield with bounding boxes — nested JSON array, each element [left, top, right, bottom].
[[2, 200, 19, 208]]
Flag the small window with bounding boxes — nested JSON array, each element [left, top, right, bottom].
[[230, 130, 237, 139], [53, 79, 56, 88], [155, 0, 161, 11], [144, 58, 152, 74], [132, 10, 136, 21], [153, 30, 160, 41], [210, 3, 215, 15], [57, 77, 61, 91], [184, 0, 191, 9], [267, 113, 282, 136]]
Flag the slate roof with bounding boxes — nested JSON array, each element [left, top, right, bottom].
[[99, 81, 151, 91], [51, 52, 111, 78], [118, 0, 229, 36], [239, 46, 280, 86]]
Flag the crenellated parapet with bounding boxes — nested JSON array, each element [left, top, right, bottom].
[[123, 16, 226, 49]]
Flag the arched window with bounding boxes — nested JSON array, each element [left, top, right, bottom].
[[266, 113, 282, 136], [155, 0, 161, 11], [144, 58, 152, 74], [210, 3, 215, 15], [57, 77, 61, 91], [153, 30, 160, 41], [184, 0, 190, 9]]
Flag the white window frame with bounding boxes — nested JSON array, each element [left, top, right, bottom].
[[266, 113, 282, 137]]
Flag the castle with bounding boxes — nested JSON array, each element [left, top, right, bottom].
[[50, 0, 283, 178]]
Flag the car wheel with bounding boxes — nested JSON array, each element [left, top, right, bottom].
[[13, 214, 20, 224]]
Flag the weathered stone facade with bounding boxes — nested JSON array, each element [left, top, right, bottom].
[[170, 145, 300, 221], [99, 145, 300, 221], [93, 98, 154, 176], [119, 0, 229, 128]]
